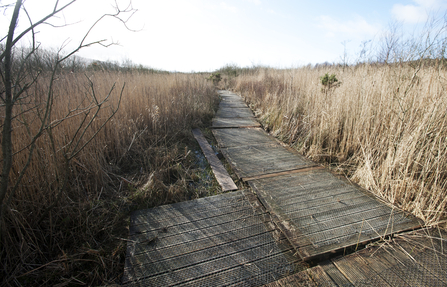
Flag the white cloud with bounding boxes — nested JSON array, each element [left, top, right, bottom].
[[392, 0, 447, 23], [392, 3, 428, 23], [316, 15, 379, 40]]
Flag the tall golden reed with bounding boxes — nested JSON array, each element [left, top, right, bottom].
[[233, 64, 447, 225], [1, 70, 218, 285]]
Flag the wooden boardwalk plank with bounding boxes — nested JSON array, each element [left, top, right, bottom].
[[247, 169, 422, 261], [320, 261, 353, 286], [261, 265, 337, 287], [332, 254, 392, 286], [212, 117, 261, 128], [221, 144, 316, 179], [124, 91, 445, 286], [213, 128, 278, 148], [325, 228, 447, 286], [129, 213, 272, 257], [219, 101, 249, 108], [131, 190, 247, 219], [123, 190, 306, 286], [216, 107, 255, 118], [192, 128, 238, 191]]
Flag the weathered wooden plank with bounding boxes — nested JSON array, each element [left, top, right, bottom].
[[180, 254, 297, 287], [219, 93, 244, 99], [219, 101, 249, 108], [261, 265, 339, 287], [126, 232, 279, 270], [131, 190, 247, 218], [216, 107, 255, 118], [267, 270, 316, 287], [278, 194, 381, 220], [320, 260, 353, 286], [297, 217, 420, 259], [243, 166, 325, 181], [356, 245, 418, 286], [247, 168, 421, 261], [292, 205, 401, 236], [130, 198, 256, 229], [332, 253, 392, 286], [399, 228, 447, 254], [127, 223, 277, 272], [130, 215, 272, 257], [363, 241, 445, 286], [124, 189, 305, 286], [364, 239, 447, 286], [127, 248, 296, 287], [251, 182, 374, 218], [125, 235, 288, 281], [131, 205, 265, 235], [212, 127, 278, 148], [392, 237, 447, 284], [221, 143, 316, 178], [307, 265, 338, 286], [192, 128, 238, 191], [212, 117, 261, 128]]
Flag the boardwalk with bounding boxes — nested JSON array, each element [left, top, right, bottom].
[[123, 91, 447, 286]]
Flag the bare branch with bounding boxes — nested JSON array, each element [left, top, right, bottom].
[[0, 0, 77, 63]]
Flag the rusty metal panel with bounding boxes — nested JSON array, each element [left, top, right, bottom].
[[123, 190, 304, 286], [212, 128, 278, 148], [221, 144, 316, 178], [248, 169, 422, 261]]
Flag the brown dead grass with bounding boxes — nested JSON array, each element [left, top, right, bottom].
[[1, 70, 219, 286]]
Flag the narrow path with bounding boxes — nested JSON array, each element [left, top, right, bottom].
[[122, 91, 447, 286]]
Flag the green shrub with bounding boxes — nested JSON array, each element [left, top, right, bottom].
[[208, 72, 222, 85], [320, 73, 339, 89]]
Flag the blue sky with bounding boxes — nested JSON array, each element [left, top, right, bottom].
[[2, 0, 447, 71]]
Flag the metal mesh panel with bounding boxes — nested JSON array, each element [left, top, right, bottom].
[[124, 190, 303, 286], [132, 190, 247, 219], [413, 248, 447, 283], [131, 201, 256, 232], [248, 169, 420, 258], [221, 144, 315, 178], [130, 214, 269, 257]]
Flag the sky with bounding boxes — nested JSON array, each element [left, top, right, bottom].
[[1, 0, 447, 72]]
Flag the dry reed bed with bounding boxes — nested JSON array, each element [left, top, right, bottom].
[[1, 71, 218, 285], [232, 64, 447, 225]]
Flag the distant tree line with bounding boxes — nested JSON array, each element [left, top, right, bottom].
[[0, 43, 169, 74]]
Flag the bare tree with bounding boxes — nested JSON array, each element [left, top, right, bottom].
[[377, 21, 403, 64], [0, 0, 135, 226]]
